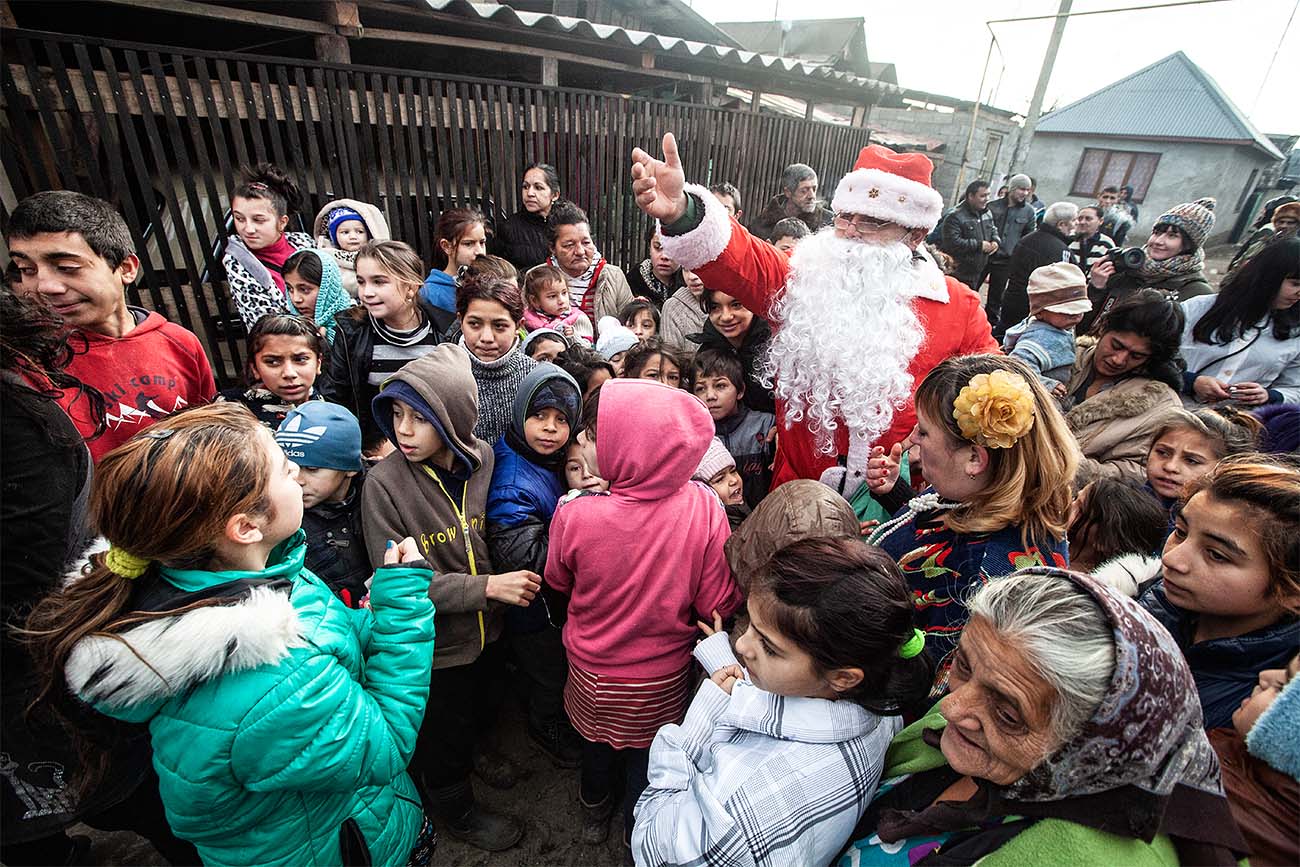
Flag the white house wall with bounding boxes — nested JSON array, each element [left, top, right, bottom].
[[1024, 134, 1279, 245]]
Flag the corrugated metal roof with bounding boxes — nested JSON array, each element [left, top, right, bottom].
[[421, 1, 901, 98], [1036, 52, 1282, 160]]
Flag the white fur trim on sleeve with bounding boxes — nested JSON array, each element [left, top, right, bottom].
[[656, 183, 734, 271], [1090, 553, 1162, 598]]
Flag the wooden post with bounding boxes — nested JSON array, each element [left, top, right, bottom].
[[804, 99, 816, 121], [315, 1, 360, 64], [750, 88, 763, 113], [540, 56, 559, 87]]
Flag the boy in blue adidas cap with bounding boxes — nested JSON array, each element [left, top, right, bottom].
[[275, 400, 369, 607]]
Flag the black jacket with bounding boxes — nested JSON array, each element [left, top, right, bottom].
[[987, 197, 1036, 261], [688, 315, 776, 414], [940, 202, 1000, 283], [319, 300, 455, 449], [1079, 267, 1214, 334], [303, 473, 369, 608], [748, 194, 835, 243], [998, 224, 1073, 330], [493, 209, 551, 271]]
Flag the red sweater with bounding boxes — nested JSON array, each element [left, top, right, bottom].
[[61, 309, 216, 462], [663, 189, 998, 487]]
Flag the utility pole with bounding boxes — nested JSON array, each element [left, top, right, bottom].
[[1009, 0, 1072, 174]]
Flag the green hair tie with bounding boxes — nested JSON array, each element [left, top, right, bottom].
[[104, 545, 150, 579], [898, 628, 926, 660]]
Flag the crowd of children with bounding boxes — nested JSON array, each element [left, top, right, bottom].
[[2, 152, 1297, 867]]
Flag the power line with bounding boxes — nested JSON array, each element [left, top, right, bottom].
[[1252, 0, 1298, 114]]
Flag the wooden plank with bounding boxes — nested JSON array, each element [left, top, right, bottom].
[[233, 60, 267, 165], [254, 63, 287, 168], [71, 42, 132, 220], [425, 77, 453, 209], [444, 80, 466, 208], [38, 38, 108, 199], [401, 75, 433, 259], [213, 58, 251, 169], [290, 65, 327, 204], [273, 64, 311, 197], [370, 72, 399, 241], [97, 0, 336, 35], [13, 39, 75, 189], [386, 74, 414, 247], [192, 56, 236, 196]]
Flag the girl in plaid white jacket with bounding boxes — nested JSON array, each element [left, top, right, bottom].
[[632, 537, 933, 867]]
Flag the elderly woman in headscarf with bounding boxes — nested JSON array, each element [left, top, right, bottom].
[[839, 568, 1247, 867]]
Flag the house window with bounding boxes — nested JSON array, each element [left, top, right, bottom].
[[1070, 148, 1161, 202]]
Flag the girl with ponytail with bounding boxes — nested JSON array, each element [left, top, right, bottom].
[[25, 403, 438, 866], [223, 163, 315, 329]]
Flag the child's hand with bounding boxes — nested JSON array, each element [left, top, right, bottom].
[[696, 609, 724, 638], [710, 664, 744, 695], [562, 325, 575, 338], [1051, 381, 1067, 399], [382, 537, 423, 565], [867, 443, 903, 494], [487, 570, 542, 607]]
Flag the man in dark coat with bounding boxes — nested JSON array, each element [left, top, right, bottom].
[[996, 201, 1078, 336], [940, 180, 1000, 292], [980, 173, 1035, 327], [748, 162, 835, 242]]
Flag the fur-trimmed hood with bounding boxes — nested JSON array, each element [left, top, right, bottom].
[[1066, 377, 1178, 431], [1090, 552, 1162, 598], [67, 587, 302, 714], [64, 538, 307, 717]]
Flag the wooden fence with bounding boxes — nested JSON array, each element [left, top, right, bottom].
[[1, 29, 873, 385]]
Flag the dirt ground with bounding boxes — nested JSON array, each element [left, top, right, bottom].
[[72, 694, 627, 867]]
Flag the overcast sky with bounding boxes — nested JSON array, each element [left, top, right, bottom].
[[686, 0, 1299, 139]]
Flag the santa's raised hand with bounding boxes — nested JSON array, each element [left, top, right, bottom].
[[631, 133, 688, 223]]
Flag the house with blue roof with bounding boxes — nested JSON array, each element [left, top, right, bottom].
[[1024, 51, 1285, 245]]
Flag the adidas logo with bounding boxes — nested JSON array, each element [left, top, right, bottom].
[[275, 412, 329, 448]]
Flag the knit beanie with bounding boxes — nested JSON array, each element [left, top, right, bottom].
[[1155, 197, 1216, 250], [275, 400, 363, 471], [523, 327, 570, 355], [1028, 262, 1091, 315], [692, 437, 735, 482], [596, 316, 639, 360], [326, 206, 366, 246], [1008, 174, 1032, 191], [1245, 672, 1300, 778]]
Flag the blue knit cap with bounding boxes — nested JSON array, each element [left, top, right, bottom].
[[326, 206, 366, 246], [1245, 669, 1300, 778], [275, 401, 363, 471]]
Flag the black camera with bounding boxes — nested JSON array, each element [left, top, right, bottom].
[[1105, 246, 1146, 272]]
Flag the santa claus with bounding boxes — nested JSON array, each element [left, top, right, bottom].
[[631, 134, 998, 490]]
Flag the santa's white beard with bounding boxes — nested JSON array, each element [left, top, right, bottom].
[[761, 230, 924, 456]]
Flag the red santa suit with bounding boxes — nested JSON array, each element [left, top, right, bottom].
[[658, 148, 997, 488]]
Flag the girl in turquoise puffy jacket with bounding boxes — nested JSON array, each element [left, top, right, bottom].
[[25, 403, 439, 867]]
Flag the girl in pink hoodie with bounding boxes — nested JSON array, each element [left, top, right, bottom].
[[546, 378, 741, 850]]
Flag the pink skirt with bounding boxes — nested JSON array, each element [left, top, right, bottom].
[[564, 663, 692, 749]]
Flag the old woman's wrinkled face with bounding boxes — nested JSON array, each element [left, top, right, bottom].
[[939, 617, 1061, 786]]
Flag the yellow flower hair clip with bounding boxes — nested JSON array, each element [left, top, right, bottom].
[[952, 369, 1036, 449]]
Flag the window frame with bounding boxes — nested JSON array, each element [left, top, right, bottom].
[[1069, 147, 1161, 202]]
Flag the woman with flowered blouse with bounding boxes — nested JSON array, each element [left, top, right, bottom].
[[868, 355, 1080, 696]]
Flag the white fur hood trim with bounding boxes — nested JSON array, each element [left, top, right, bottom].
[[655, 183, 734, 271], [1090, 553, 1162, 598], [66, 586, 304, 709]]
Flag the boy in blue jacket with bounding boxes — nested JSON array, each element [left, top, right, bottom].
[[487, 363, 584, 768]]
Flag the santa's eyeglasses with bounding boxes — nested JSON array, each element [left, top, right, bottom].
[[833, 213, 893, 233]]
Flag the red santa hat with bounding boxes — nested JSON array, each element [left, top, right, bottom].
[[830, 145, 944, 231]]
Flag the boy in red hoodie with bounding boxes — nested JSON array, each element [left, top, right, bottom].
[[6, 191, 215, 460], [545, 378, 741, 851]]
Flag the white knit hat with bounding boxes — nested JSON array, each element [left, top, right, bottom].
[[830, 144, 945, 231], [693, 437, 735, 482], [595, 316, 638, 359]]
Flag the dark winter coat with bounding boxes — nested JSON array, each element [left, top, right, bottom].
[[628, 258, 685, 308], [999, 223, 1074, 330], [1, 377, 146, 840], [318, 300, 455, 449], [715, 404, 775, 509], [940, 201, 1000, 287], [1140, 581, 1300, 730], [987, 197, 1036, 261], [748, 194, 835, 243], [688, 316, 776, 415], [1080, 267, 1214, 334], [302, 473, 369, 608], [494, 209, 551, 271]]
